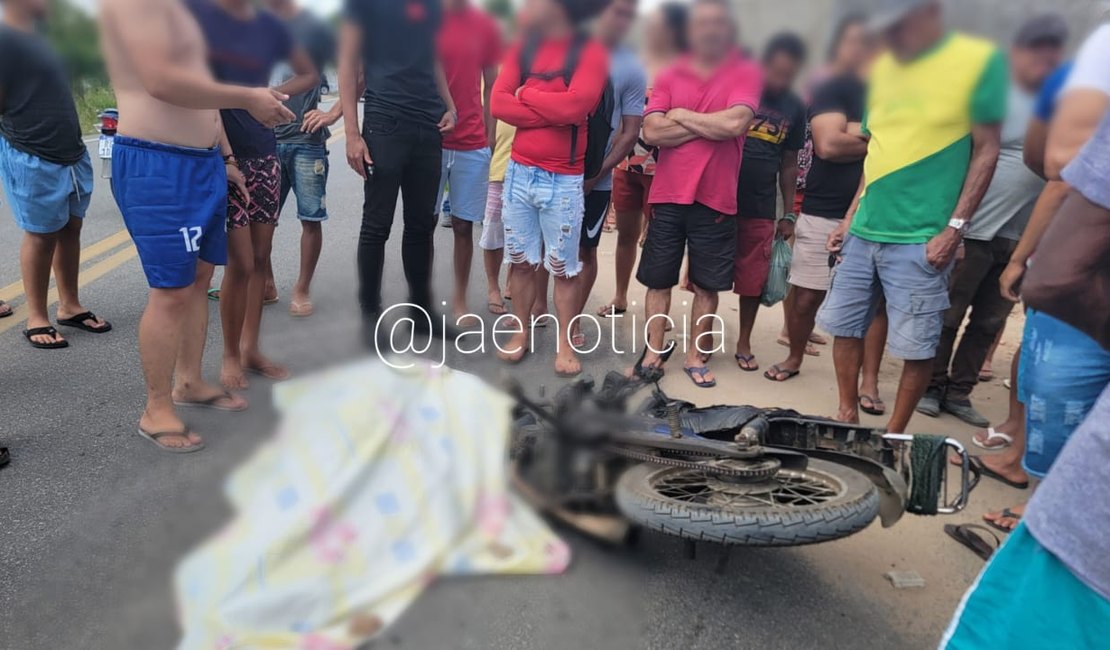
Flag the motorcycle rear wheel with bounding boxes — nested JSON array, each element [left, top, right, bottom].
[[615, 458, 880, 547]]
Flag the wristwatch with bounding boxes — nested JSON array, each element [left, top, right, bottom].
[[947, 217, 969, 236]]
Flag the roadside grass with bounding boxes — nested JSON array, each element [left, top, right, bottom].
[[74, 84, 117, 135]]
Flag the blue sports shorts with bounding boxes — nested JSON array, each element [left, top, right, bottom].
[[111, 136, 228, 289], [0, 136, 93, 234]]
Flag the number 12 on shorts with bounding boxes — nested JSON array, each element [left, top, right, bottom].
[[179, 226, 203, 253]]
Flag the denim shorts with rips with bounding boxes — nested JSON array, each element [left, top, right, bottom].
[[501, 160, 584, 277]]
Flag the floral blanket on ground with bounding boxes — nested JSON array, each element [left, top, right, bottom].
[[174, 360, 570, 649]]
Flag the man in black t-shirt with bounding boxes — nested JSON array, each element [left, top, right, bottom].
[[338, 0, 458, 343], [0, 0, 111, 348], [731, 33, 806, 372], [764, 18, 874, 384]]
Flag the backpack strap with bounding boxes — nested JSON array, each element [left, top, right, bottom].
[[518, 31, 543, 83], [562, 31, 590, 87]]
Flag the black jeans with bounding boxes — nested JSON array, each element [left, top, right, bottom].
[[929, 237, 1018, 401], [357, 116, 443, 316]]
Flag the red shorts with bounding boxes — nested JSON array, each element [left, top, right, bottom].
[[733, 217, 777, 296], [612, 168, 653, 218]]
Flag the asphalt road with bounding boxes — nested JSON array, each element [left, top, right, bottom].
[[0, 125, 1027, 649]]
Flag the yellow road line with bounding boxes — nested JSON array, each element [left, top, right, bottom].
[[0, 229, 133, 302], [0, 129, 348, 312], [0, 244, 138, 336]]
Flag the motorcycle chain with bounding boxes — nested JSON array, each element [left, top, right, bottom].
[[605, 445, 781, 480]]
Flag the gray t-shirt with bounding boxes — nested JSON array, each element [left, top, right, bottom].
[[0, 25, 84, 165], [273, 11, 335, 146], [965, 83, 1044, 242], [595, 45, 646, 192], [1025, 383, 1110, 601]]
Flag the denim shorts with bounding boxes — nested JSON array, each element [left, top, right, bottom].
[[1017, 310, 1110, 478], [277, 143, 329, 222], [0, 136, 93, 234], [502, 160, 584, 277], [816, 235, 952, 360], [437, 147, 491, 223]]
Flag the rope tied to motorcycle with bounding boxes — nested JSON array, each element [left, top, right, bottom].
[[906, 434, 947, 515]]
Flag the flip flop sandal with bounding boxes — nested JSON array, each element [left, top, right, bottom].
[[734, 354, 759, 372], [0, 300, 12, 318], [174, 392, 248, 413], [632, 341, 676, 382], [972, 427, 1014, 450], [968, 456, 1029, 490], [978, 371, 995, 383], [207, 289, 220, 301], [571, 332, 587, 348], [246, 365, 292, 381], [264, 296, 280, 306], [24, 326, 69, 349], [597, 304, 627, 318], [763, 364, 800, 382], [0, 447, 10, 468], [944, 523, 1001, 561], [290, 301, 315, 318], [136, 427, 205, 454], [488, 302, 508, 315], [859, 394, 886, 416], [984, 507, 1022, 534], [777, 336, 820, 357], [1002, 378, 1012, 390], [57, 311, 112, 333], [683, 366, 717, 388]]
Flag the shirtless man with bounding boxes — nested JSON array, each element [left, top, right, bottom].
[[99, 0, 293, 452]]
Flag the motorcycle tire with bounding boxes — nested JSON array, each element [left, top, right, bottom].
[[615, 458, 880, 547]]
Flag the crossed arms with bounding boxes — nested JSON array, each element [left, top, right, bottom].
[[642, 105, 756, 148]]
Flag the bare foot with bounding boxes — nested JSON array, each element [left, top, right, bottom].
[[555, 349, 582, 378], [243, 352, 291, 381], [138, 410, 202, 450], [777, 336, 819, 356], [221, 357, 249, 391], [497, 333, 529, 363]]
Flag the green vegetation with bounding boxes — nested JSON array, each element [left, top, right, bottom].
[[73, 83, 117, 135]]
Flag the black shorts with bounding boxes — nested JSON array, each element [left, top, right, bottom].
[[636, 202, 737, 291], [580, 189, 612, 249]]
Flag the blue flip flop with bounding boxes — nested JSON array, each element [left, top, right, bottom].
[[683, 366, 717, 388]]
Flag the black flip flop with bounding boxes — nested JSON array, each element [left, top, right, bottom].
[[633, 341, 676, 382], [0, 447, 10, 468], [23, 326, 69, 349], [944, 523, 1001, 560], [984, 507, 1023, 534], [57, 311, 112, 334], [859, 394, 886, 416], [969, 455, 1029, 490], [763, 364, 800, 382], [0, 300, 12, 319]]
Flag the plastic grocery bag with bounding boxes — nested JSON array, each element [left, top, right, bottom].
[[174, 360, 570, 650], [761, 233, 793, 307]]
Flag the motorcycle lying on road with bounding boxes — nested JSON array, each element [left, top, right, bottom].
[[507, 371, 978, 547]]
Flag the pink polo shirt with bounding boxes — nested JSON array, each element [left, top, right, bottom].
[[645, 51, 763, 215]]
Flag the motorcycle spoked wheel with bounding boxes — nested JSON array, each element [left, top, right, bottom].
[[615, 458, 880, 547]]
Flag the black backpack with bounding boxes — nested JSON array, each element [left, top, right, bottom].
[[519, 31, 615, 180]]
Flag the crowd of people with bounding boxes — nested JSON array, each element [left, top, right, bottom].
[[2, 0, 1110, 642]]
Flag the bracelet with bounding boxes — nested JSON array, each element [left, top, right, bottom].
[[223, 155, 238, 167], [781, 213, 797, 224]]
